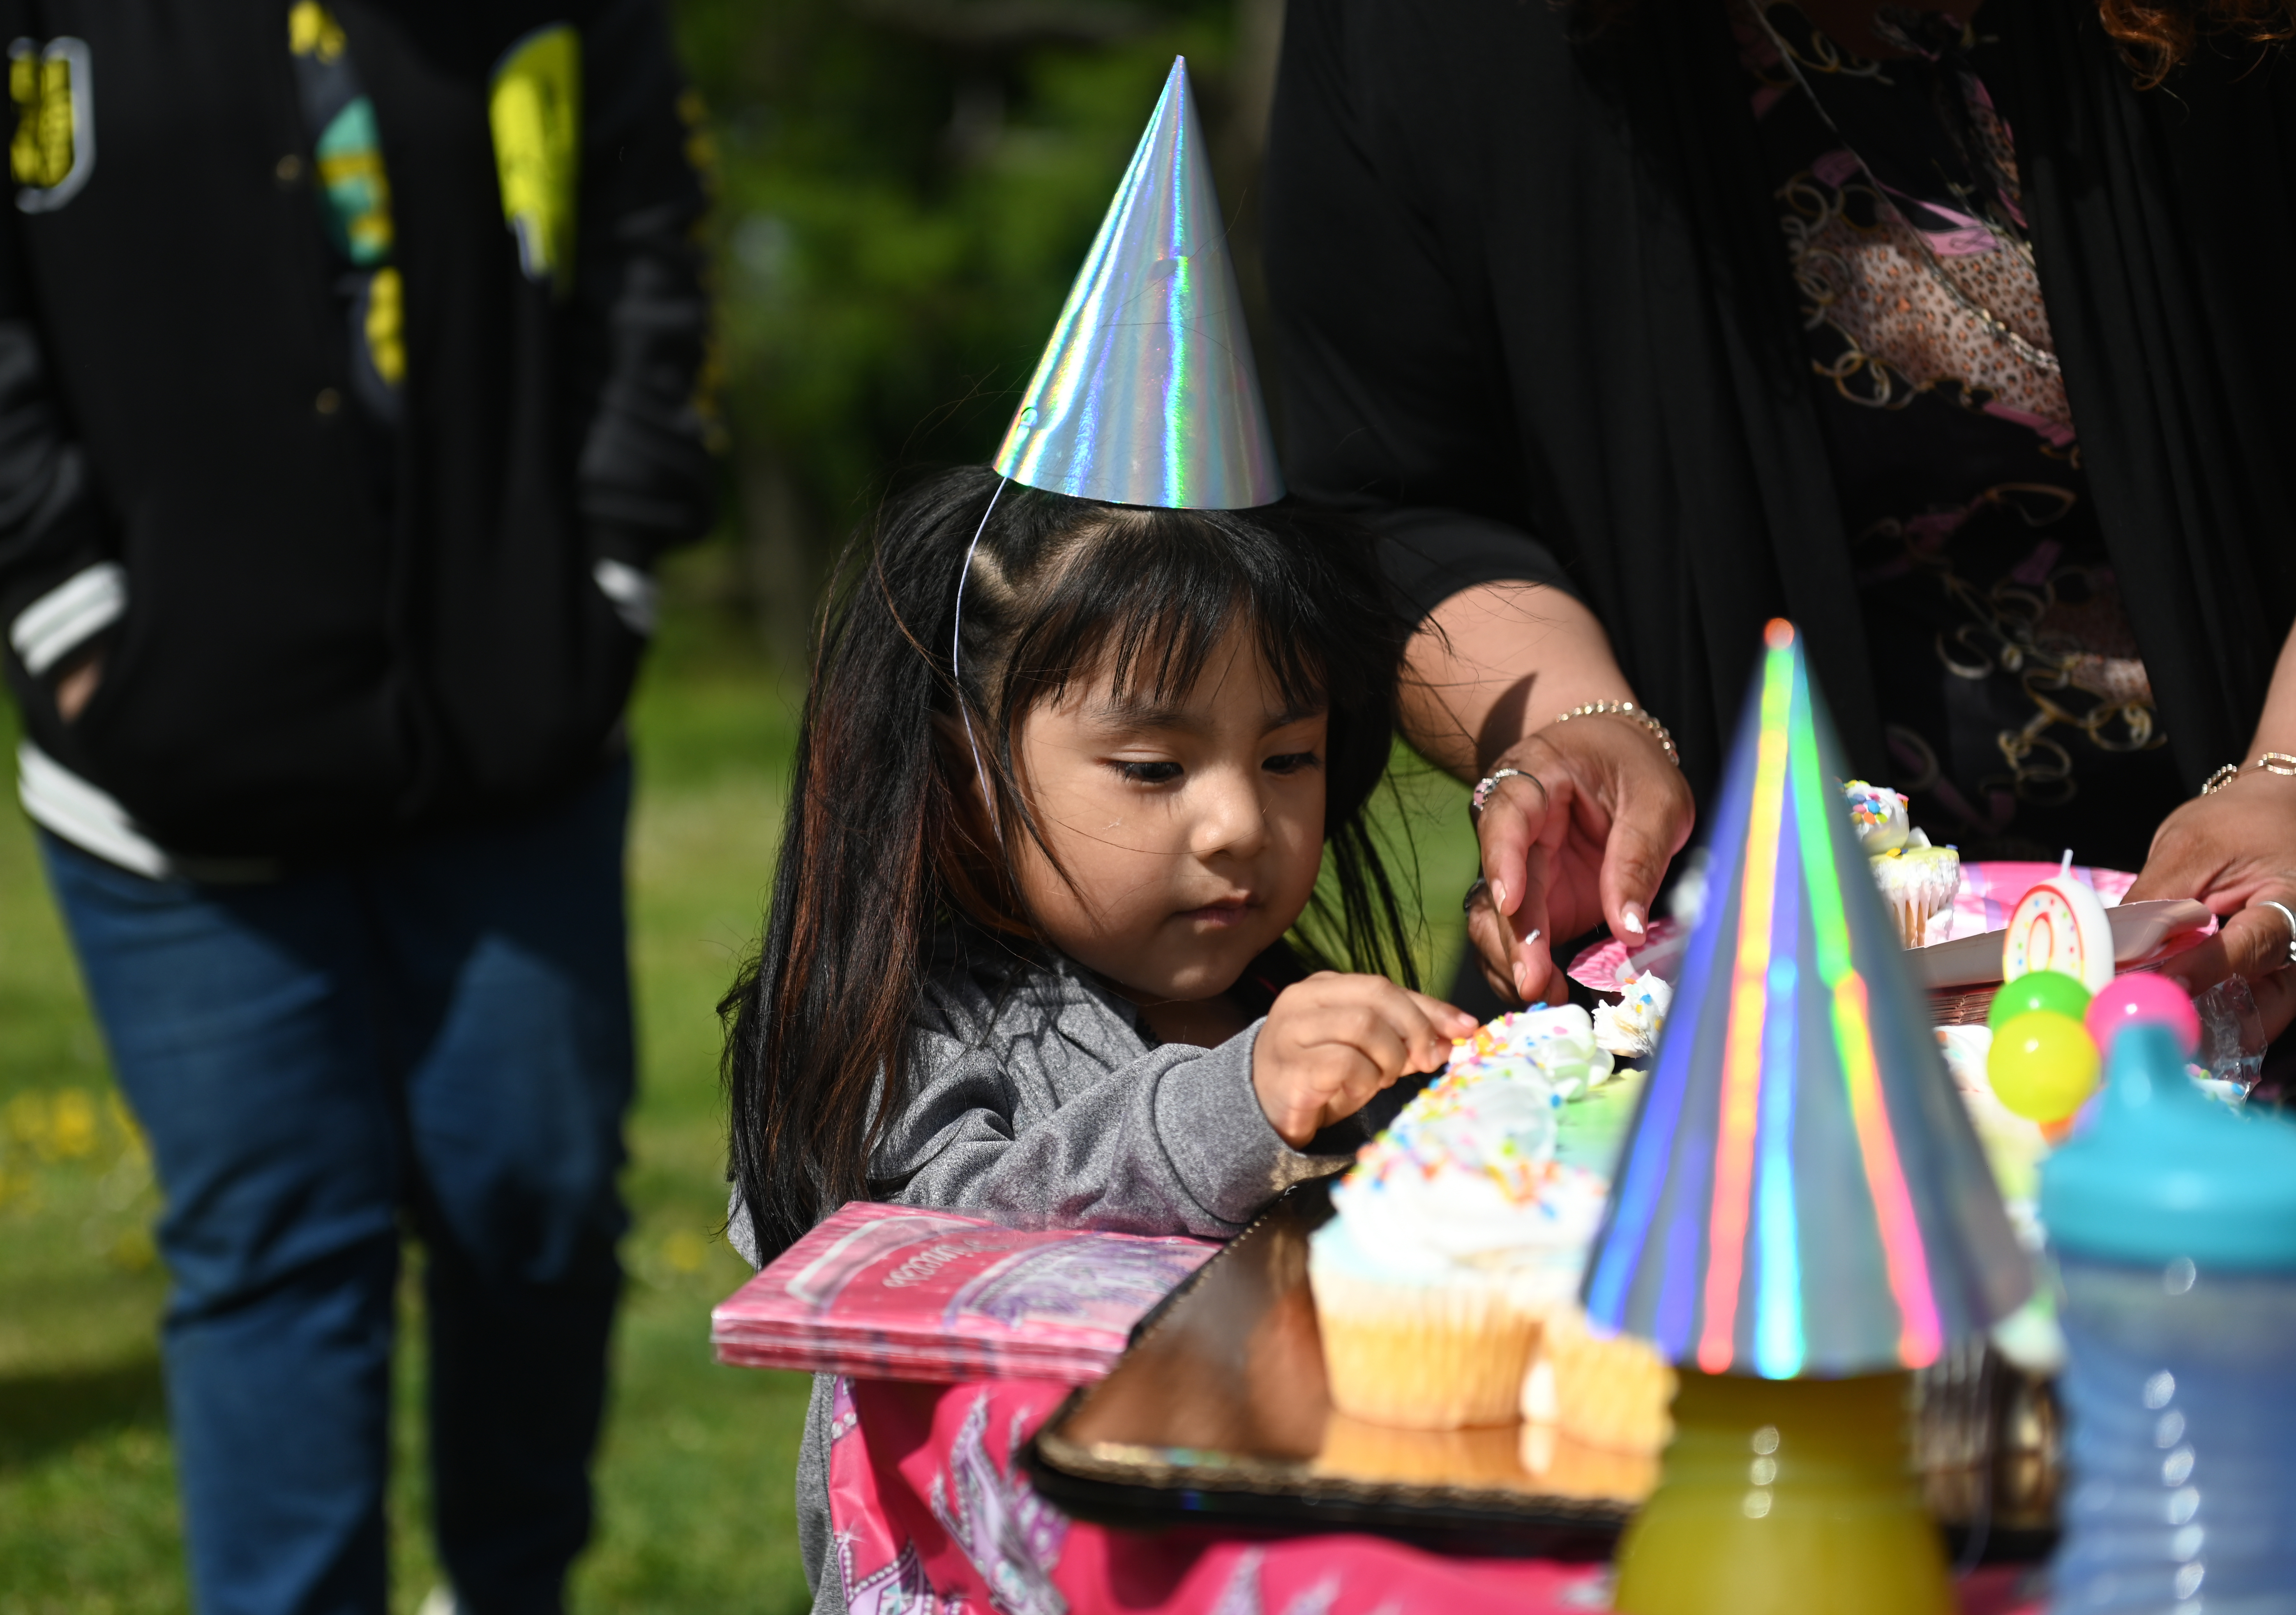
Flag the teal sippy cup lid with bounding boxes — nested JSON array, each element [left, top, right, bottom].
[[2040, 1023, 2296, 1269]]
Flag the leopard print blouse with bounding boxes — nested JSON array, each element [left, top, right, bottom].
[[1733, 0, 2183, 869]]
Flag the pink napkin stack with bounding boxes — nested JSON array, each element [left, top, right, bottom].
[[712, 1202, 1216, 1385]]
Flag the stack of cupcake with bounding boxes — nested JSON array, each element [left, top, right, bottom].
[[1844, 779, 1961, 947], [1308, 1004, 1682, 1493]]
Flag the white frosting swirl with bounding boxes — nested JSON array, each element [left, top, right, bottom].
[[1843, 779, 1911, 855], [1445, 1004, 1616, 1097], [1593, 970, 1672, 1059], [1320, 1053, 1608, 1293]]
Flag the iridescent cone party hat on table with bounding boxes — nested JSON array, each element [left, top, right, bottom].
[[991, 56, 1282, 510], [1585, 622, 2032, 1615]]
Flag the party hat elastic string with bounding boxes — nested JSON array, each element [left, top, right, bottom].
[[951, 475, 1011, 834]]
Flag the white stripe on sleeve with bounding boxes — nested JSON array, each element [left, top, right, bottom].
[[9, 561, 125, 676], [16, 739, 173, 879], [592, 558, 658, 637]]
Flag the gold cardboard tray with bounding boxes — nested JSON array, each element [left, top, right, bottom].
[[1023, 1179, 1646, 1553], [1025, 1179, 2059, 1560]]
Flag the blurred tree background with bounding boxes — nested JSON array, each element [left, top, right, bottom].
[[672, 0, 1287, 647]]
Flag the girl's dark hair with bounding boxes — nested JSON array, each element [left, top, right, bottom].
[[721, 465, 1415, 1261]]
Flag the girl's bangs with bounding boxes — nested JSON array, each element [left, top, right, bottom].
[[999, 511, 1332, 719]]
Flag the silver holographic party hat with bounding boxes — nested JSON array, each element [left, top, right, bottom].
[[1581, 621, 2032, 1377], [992, 58, 1283, 509]]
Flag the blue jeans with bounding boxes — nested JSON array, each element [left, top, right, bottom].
[[39, 763, 635, 1615]]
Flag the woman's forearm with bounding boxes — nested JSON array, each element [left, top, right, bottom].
[[2128, 611, 2296, 1040], [1399, 581, 1638, 781], [2244, 615, 2296, 760], [1410, 579, 1696, 998]]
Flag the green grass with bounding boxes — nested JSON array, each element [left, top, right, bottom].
[[0, 558, 1477, 1613]]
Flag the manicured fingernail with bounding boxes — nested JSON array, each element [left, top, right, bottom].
[[1622, 906, 1646, 936], [1492, 880, 1508, 909], [1512, 961, 1530, 998]]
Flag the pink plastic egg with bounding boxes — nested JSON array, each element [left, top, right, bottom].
[[2084, 972, 2202, 1058]]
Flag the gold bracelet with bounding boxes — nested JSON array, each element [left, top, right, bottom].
[[2203, 754, 2296, 795], [1553, 700, 1680, 768]]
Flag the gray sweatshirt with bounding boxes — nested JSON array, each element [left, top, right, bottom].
[[727, 925, 1368, 1615]]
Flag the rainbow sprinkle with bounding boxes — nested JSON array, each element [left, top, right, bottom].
[[1341, 1057, 1565, 1208], [1841, 780, 1904, 831]]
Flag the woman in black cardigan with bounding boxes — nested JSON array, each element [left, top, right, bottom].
[[1266, 0, 2296, 1045]]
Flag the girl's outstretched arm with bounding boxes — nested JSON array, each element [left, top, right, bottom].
[[883, 1024, 1339, 1238]]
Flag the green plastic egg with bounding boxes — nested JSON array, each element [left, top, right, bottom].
[[1986, 968, 2093, 1032]]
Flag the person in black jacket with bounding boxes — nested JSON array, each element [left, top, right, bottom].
[[1265, 0, 2296, 1053], [0, 4, 714, 1611]]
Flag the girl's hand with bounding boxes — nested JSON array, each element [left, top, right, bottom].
[[2127, 770, 2296, 1041], [1468, 713, 1695, 1009], [1252, 974, 1477, 1147]]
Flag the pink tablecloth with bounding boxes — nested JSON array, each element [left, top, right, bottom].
[[823, 1375, 2041, 1615]]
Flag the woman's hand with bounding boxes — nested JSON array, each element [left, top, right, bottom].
[[2127, 771, 2296, 1041], [1467, 714, 1696, 1009], [1252, 973, 1475, 1147], [1392, 579, 1696, 1011]]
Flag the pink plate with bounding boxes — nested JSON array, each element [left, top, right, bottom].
[[1567, 861, 2142, 996], [1568, 918, 1688, 996], [1946, 861, 2136, 939]]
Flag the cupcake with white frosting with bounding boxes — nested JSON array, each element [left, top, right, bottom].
[[1519, 1303, 1676, 1460], [1309, 1053, 1607, 1430], [1447, 1004, 1617, 1097], [1845, 779, 1960, 946]]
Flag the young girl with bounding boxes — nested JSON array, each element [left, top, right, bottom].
[[722, 466, 1475, 1272], [720, 459, 1484, 1610]]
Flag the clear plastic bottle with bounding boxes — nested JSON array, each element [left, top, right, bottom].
[[2192, 974, 2266, 1092], [2040, 1024, 2296, 1614]]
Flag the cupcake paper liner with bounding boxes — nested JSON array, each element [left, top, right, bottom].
[[1309, 1261, 1546, 1430]]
